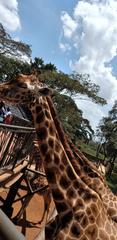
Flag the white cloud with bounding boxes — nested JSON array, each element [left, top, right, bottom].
[[61, 11, 77, 38], [60, 0, 117, 130], [0, 0, 21, 31], [75, 97, 105, 130], [59, 42, 71, 52]]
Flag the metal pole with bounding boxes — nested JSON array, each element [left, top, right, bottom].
[[0, 209, 25, 240], [0, 123, 35, 133]]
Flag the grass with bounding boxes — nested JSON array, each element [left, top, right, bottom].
[[78, 141, 104, 160]]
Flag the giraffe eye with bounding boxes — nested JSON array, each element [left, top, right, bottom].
[[38, 87, 53, 96], [17, 82, 27, 88]]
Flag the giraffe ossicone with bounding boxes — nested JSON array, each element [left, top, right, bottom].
[[0, 74, 117, 240]]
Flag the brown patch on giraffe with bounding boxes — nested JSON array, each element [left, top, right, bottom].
[[43, 102, 48, 110], [78, 158, 84, 166], [45, 168, 57, 184], [49, 123, 55, 136], [60, 164, 65, 171], [60, 210, 73, 228], [37, 127, 48, 141], [61, 151, 68, 165], [88, 214, 95, 224], [74, 211, 85, 222], [54, 152, 60, 165], [45, 109, 51, 119], [71, 222, 82, 238], [44, 150, 53, 164], [66, 165, 76, 181], [45, 222, 57, 239], [55, 140, 61, 152], [56, 201, 69, 213], [82, 189, 94, 202], [74, 199, 84, 210], [67, 186, 77, 199], [78, 186, 86, 196], [83, 165, 99, 178], [48, 137, 54, 148], [56, 232, 64, 240], [86, 207, 92, 216], [108, 207, 116, 218], [85, 224, 98, 239], [73, 179, 81, 189], [36, 111, 45, 124], [81, 215, 89, 228], [45, 120, 50, 127], [60, 175, 71, 189], [81, 175, 90, 185], [36, 105, 43, 113], [40, 143, 48, 155], [52, 188, 64, 201], [93, 178, 101, 186]]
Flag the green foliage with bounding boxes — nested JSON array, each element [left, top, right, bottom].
[[106, 172, 117, 194], [97, 101, 117, 159], [31, 57, 57, 73], [38, 71, 106, 105], [53, 93, 94, 143], [0, 54, 31, 81]]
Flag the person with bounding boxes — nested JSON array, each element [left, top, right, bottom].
[[0, 102, 13, 124], [3, 107, 13, 124], [0, 101, 5, 122]]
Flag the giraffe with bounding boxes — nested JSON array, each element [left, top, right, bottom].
[[26, 143, 56, 225], [0, 74, 117, 240], [12, 139, 56, 225], [47, 95, 117, 223]]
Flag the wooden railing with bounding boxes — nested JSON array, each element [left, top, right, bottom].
[[0, 123, 35, 169]]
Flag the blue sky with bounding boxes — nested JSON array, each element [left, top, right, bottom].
[[14, 0, 78, 73], [0, 0, 117, 130]]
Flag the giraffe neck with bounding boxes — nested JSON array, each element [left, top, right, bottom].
[[30, 98, 79, 218], [46, 97, 117, 223], [47, 97, 104, 183]]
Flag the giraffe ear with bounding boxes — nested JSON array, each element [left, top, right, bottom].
[[38, 87, 53, 96]]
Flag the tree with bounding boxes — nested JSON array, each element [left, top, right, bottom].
[[0, 54, 31, 81], [97, 101, 117, 177], [0, 23, 31, 81], [0, 24, 107, 143], [38, 71, 106, 105], [0, 23, 31, 58], [30, 57, 57, 74], [53, 93, 94, 143]]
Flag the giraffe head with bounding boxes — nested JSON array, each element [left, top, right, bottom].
[[0, 74, 53, 105]]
